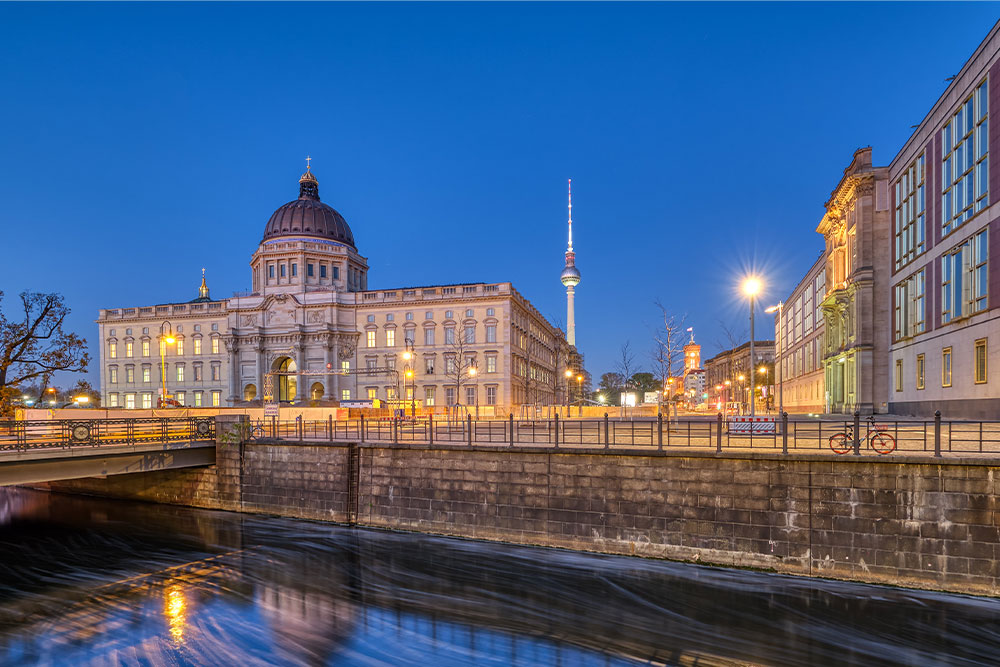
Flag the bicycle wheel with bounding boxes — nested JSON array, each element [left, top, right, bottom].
[[870, 433, 896, 455], [829, 433, 851, 454]]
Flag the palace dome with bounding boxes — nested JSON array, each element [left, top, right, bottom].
[[262, 167, 356, 248]]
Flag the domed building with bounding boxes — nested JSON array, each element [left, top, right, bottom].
[[97, 162, 578, 411]]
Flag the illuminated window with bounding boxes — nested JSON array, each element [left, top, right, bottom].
[[895, 359, 903, 392], [486, 355, 497, 373], [142, 365, 151, 383], [942, 80, 989, 234], [211, 338, 219, 354], [975, 338, 988, 384], [942, 348, 953, 387], [212, 391, 221, 407], [176, 391, 185, 405], [109, 341, 117, 359], [176, 339, 184, 355], [141, 393, 152, 409], [894, 153, 925, 269], [941, 228, 988, 323], [176, 365, 185, 382], [341, 389, 351, 400], [108, 393, 119, 407], [386, 329, 395, 347], [211, 364, 220, 381], [425, 387, 435, 406], [894, 269, 925, 340], [125, 393, 135, 409], [916, 354, 925, 390], [194, 391, 203, 407], [126, 366, 135, 383], [109, 366, 118, 384], [341, 360, 350, 371], [142, 340, 150, 357], [367, 387, 377, 400], [159, 340, 166, 356], [193, 338, 202, 355], [126, 342, 133, 358], [367, 330, 377, 348]]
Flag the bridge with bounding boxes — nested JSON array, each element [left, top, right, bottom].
[[0, 418, 216, 486]]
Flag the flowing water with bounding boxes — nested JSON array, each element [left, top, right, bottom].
[[0, 488, 998, 666]]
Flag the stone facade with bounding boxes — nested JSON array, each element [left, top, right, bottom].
[[775, 253, 826, 414], [703, 340, 775, 408], [98, 168, 574, 411], [816, 148, 892, 414], [888, 25, 1000, 419]]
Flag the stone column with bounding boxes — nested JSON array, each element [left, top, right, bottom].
[[255, 343, 267, 402], [294, 341, 306, 402], [325, 336, 339, 401], [225, 337, 239, 404]]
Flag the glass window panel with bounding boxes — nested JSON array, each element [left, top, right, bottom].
[[979, 161, 989, 197]]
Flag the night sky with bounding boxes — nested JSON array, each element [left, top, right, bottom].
[[1, 2, 997, 386]]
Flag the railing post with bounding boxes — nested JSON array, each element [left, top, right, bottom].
[[716, 412, 723, 453], [270, 416, 276, 439], [553, 413, 560, 447], [360, 414, 365, 443], [657, 412, 663, 451], [781, 411, 789, 455], [508, 413, 514, 447], [934, 410, 942, 458], [467, 414, 473, 447], [852, 410, 861, 456], [393, 415, 399, 444], [429, 414, 434, 445], [604, 413, 610, 450], [328, 414, 333, 441]]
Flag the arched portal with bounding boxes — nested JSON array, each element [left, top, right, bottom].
[[310, 382, 324, 401], [274, 357, 298, 402], [244, 384, 258, 401]]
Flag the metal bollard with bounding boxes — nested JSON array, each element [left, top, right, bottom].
[[604, 413, 610, 449], [467, 414, 473, 447], [934, 410, 942, 457], [554, 413, 560, 447], [657, 412, 663, 451], [853, 410, 861, 456], [781, 412, 789, 455], [716, 412, 723, 453], [328, 414, 333, 441], [429, 414, 434, 445], [360, 414, 365, 443], [508, 413, 515, 447]]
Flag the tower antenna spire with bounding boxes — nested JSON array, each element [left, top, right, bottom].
[[567, 178, 573, 252], [560, 179, 581, 347]]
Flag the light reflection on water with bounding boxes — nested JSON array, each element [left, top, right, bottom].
[[0, 488, 999, 666]]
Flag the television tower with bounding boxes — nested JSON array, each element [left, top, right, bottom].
[[560, 179, 581, 346]]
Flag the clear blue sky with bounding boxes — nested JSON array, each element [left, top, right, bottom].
[[1, 2, 997, 386]]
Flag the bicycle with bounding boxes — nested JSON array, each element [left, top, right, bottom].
[[829, 415, 896, 454]]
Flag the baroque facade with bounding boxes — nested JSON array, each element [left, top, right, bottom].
[[816, 148, 892, 414], [774, 253, 826, 414], [97, 166, 574, 410]]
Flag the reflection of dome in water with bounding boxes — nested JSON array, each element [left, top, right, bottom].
[[255, 585, 357, 663]]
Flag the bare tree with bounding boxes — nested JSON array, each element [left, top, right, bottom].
[[616, 341, 638, 390], [652, 299, 687, 394], [443, 323, 477, 411], [0, 292, 90, 417]]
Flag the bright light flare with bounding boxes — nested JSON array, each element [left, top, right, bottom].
[[741, 276, 762, 297]]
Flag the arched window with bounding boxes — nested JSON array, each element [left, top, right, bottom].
[[244, 384, 257, 401], [310, 382, 324, 401], [276, 357, 297, 402]]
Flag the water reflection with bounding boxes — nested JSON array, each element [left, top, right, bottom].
[[0, 487, 999, 665]]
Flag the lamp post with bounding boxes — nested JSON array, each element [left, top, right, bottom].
[[737, 374, 745, 415], [402, 342, 415, 417], [468, 362, 479, 418], [741, 276, 762, 417], [758, 366, 769, 412], [765, 302, 784, 416], [576, 374, 584, 417], [158, 321, 176, 409], [564, 369, 573, 414]]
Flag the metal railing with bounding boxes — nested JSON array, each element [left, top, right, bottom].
[[250, 410, 1000, 457], [0, 418, 215, 452]]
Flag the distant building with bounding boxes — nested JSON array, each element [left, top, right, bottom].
[[774, 253, 826, 414], [704, 341, 775, 407]]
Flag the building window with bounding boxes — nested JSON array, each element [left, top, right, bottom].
[[341, 360, 350, 372], [109, 366, 118, 384], [404, 328, 415, 345], [894, 269, 925, 340], [109, 341, 117, 359], [368, 315, 375, 323], [212, 390, 221, 407], [320, 264, 327, 279], [124, 393, 136, 409], [125, 366, 135, 383], [466, 309, 474, 317], [141, 393, 152, 409], [367, 330, 377, 348], [176, 365, 185, 382], [268, 265, 275, 279], [423, 328, 435, 346], [445, 387, 456, 405], [445, 356, 456, 374], [341, 389, 351, 401], [487, 308, 495, 316], [975, 338, 988, 384], [386, 329, 395, 347], [464, 326, 475, 344], [916, 354, 925, 390], [486, 355, 497, 373], [445, 327, 455, 345], [333, 266, 340, 280], [486, 386, 497, 405], [142, 365, 151, 383], [176, 339, 184, 355], [280, 264, 286, 278], [193, 338, 202, 355], [942, 80, 989, 236], [485, 325, 496, 343], [895, 359, 903, 392], [386, 314, 394, 322], [941, 228, 988, 323], [126, 341, 134, 358], [140, 340, 149, 357], [425, 311, 433, 320], [194, 391, 203, 407], [445, 310, 453, 319], [211, 337, 220, 354], [194, 325, 201, 332], [466, 386, 476, 405], [176, 391, 185, 405], [895, 153, 926, 269], [406, 312, 413, 321], [307, 263, 314, 277], [211, 364, 220, 381], [386, 386, 397, 400], [194, 365, 203, 382], [425, 357, 435, 374], [942, 347, 953, 387], [211, 323, 218, 331], [367, 387, 377, 400], [424, 387, 435, 406], [108, 393, 119, 408], [366, 358, 377, 374]]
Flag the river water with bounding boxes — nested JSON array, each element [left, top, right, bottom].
[[0, 489, 998, 666]]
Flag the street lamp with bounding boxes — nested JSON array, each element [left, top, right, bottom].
[[576, 374, 584, 417], [741, 276, 762, 417], [468, 362, 479, 418], [402, 342, 416, 417], [158, 321, 177, 408], [765, 302, 784, 416]]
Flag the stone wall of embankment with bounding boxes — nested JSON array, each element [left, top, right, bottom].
[[40, 423, 1000, 596]]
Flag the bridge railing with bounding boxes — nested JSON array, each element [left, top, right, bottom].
[[248, 412, 1000, 457], [0, 418, 215, 451]]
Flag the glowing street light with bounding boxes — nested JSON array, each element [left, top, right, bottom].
[[159, 322, 177, 408], [741, 275, 763, 417]]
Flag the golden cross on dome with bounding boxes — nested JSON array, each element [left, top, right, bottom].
[[305, 155, 312, 171]]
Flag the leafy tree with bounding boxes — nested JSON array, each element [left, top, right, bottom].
[[0, 292, 90, 417], [630, 372, 660, 396]]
